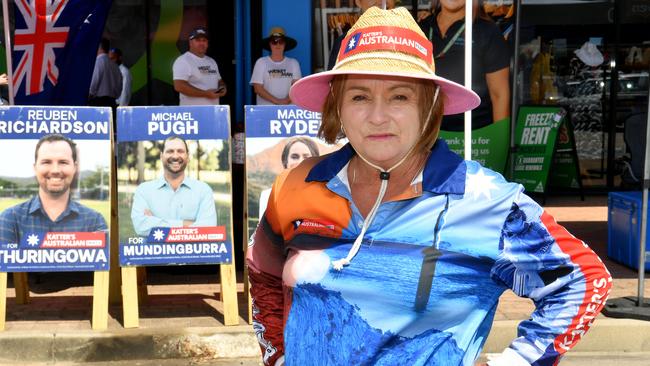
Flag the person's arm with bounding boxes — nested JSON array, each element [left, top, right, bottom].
[[480, 21, 511, 123], [253, 83, 291, 105], [247, 178, 288, 366], [214, 61, 227, 98], [488, 192, 612, 366], [118, 68, 132, 106], [190, 184, 218, 227], [486, 67, 510, 123], [131, 186, 183, 236], [216, 79, 227, 97], [112, 66, 123, 101], [291, 59, 302, 85]]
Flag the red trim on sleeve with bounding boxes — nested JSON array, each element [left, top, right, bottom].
[[540, 212, 612, 354]]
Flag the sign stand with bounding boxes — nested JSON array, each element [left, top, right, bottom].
[[120, 249, 239, 328], [0, 271, 109, 330], [92, 271, 110, 329], [0, 273, 5, 329], [116, 106, 239, 328], [12, 273, 29, 304], [548, 112, 584, 201], [121, 267, 139, 328], [0, 106, 113, 331], [109, 153, 122, 305], [511, 105, 581, 200], [243, 173, 253, 324]]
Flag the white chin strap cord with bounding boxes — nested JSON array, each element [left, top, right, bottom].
[[332, 86, 440, 271]]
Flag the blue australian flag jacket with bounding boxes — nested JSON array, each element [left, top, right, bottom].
[[247, 140, 612, 366]]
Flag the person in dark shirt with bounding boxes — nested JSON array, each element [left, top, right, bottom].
[[419, 0, 511, 131], [327, 0, 395, 70]]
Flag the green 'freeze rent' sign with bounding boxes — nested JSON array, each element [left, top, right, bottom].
[[512, 106, 566, 193]]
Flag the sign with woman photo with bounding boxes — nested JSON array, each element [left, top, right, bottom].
[[244, 105, 343, 239], [0, 106, 111, 272], [116, 106, 233, 266]]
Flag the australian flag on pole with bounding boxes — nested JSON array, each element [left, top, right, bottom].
[[12, 0, 113, 105]]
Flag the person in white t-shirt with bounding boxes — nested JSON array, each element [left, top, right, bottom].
[[250, 27, 301, 105], [172, 27, 227, 105]]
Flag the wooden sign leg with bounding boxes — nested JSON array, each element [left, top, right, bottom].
[[220, 260, 239, 326], [243, 174, 253, 324], [92, 271, 110, 330], [136, 267, 148, 304], [109, 145, 121, 305], [0, 272, 7, 331], [12, 272, 29, 304], [121, 267, 139, 328]]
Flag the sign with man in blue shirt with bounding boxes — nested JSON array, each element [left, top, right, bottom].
[[117, 106, 232, 266], [0, 106, 111, 272]]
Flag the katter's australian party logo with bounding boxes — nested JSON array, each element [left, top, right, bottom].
[[146, 226, 226, 244], [20, 232, 106, 249], [0, 231, 108, 272], [340, 26, 433, 64], [293, 219, 341, 238]]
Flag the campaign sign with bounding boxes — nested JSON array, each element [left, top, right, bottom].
[[245, 105, 343, 239], [439, 118, 510, 174], [117, 106, 233, 266], [0, 106, 111, 272], [549, 119, 582, 190], [511, 106, 566, 193]]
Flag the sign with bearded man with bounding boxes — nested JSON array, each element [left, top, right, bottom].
[[116, 106, 232, 266]]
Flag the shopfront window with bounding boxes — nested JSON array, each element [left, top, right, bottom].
[[515, 0, 649, 189]]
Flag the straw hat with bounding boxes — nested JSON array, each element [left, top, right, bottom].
[[262, 27, 297, 52], [290, 7, 480, 115]]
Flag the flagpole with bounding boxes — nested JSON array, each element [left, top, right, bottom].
[[464, 0, 473, 160], [2, 0, 14, 105]]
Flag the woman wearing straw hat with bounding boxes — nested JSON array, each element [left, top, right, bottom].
[[250, 27, 302, 105], [247, 7, 610, 366]]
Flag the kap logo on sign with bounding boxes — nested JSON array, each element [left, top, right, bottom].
[[146, 227, 226, 244]]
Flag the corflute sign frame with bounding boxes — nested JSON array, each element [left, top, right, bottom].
[[0, 106, 112, 331], [511, 105, 582, 198], [116, 105, 238, 327]]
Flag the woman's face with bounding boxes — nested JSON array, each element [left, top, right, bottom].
[[339, 75, 421, 169], [286, 141, 313, 169]]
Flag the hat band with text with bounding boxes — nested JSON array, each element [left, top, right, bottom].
[[337, 26, 433, 66]]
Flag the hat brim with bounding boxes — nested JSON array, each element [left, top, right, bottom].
[[262, 36, 297, 51], [289, 70, 481, 116]]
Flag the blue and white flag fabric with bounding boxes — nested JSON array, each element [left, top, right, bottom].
[[12, 0, 113, 105]]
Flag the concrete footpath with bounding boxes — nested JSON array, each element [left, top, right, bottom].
[[1, 195, 649, 364]]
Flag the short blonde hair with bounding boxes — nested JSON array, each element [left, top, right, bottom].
[[319, 75, 445, 153]]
